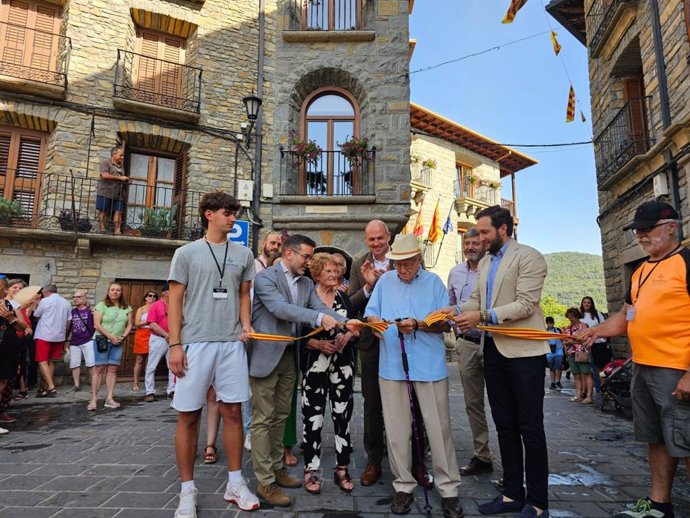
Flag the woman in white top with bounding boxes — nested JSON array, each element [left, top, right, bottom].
[[579, 296, 608, 393]]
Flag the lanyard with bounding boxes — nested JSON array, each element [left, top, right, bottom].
[[205, 239, 229, 288], [633, 246, 681, 304]]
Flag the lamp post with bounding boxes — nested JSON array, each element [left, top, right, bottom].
[[241, 94, 262, 150]]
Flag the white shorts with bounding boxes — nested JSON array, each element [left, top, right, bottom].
[[70, 341, 95, 369], [172, 341, 249, 412]]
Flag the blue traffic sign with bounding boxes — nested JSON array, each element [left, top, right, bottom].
[[228, 220, 249, 247]]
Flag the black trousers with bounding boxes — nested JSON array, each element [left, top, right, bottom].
[[359, 343, 385, 466], [484, 337, 549, 510]]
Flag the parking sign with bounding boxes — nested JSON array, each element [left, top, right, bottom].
[[227, 220, 249, 247]]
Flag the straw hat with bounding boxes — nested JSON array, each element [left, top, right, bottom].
[[14, 285, 42, 305], [385, 234, 423, 261]]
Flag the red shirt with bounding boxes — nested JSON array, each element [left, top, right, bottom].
[[146, 299, 168, 334]]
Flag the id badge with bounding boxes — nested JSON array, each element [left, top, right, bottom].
[[626, 307, 636, 321], [213, 287, 228, 300]]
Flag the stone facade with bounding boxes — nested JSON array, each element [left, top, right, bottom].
[[549, 0, 690, 312]]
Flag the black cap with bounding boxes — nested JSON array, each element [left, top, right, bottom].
[[622, 201, 679, 231]]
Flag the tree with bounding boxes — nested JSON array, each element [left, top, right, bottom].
[[541, 295, 568, 328]]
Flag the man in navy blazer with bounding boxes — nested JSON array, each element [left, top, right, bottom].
[[249, 234, 351, 507]]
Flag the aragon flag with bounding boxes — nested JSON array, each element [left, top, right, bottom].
[[550, 31, 561, 56], [502, 0, 528, 23], [566, 85, 576, 123], [427, 200, 441, 244]]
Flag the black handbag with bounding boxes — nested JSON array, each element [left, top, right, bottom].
[[95, 335, 109, 352]]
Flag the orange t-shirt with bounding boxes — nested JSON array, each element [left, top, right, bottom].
[[625, 247, 690, 370]]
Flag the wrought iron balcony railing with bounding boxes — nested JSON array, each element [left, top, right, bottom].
[[411, 165, 432, 188], [0, 20, 71, 90], [113, 49, 202, 114], [501, 198, 516, 218], [0, 172, 206, 240], [587, 0, 637, 54], [288, 0, 366, 31], [594, 96, 652, 187], [279, 147, 376, 196], [454, 178, 500, 206]]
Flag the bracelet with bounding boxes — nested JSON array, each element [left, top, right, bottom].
[[169, 343, 182, 349], [412, 319, 419, 331]]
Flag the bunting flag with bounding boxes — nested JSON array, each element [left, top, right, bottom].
[[442, 207, 454, 234], [550, 31, 561, 56], [412, 197, 425, 237], [580, 110, 587, 123], [427, 200, 441, 243], [502, 0, 528, 23], [566, 84, 576, 123]]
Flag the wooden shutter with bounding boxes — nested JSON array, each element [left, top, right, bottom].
[[1, 0, 30, 66], [622, 77, 648, 155], [160, 37, 182, 101], [0, 0, 58, 72], [14, 135, 42, 215], [173, 152, 186, 238], [136, 31, 160, 94], [0, 134, 10, 197], [136, 30, 185, 102], [31, 4, 59, 72]]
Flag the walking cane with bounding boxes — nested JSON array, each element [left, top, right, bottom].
[[396, 322, 433, 516]]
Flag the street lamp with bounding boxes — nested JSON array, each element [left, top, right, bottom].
[[241, 94, 262, 149]]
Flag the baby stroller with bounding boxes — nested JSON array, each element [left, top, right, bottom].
[[600, 358, 633, 414]]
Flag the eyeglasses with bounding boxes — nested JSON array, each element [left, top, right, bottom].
[[289, 249, 313, 261], [73, 295, 85, 298], [632, 221, 673, 235], [145, 294, 156, 298], [394, 259, 420, 271]]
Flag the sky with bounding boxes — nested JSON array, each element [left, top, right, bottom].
[[409, 0, 602, 255]]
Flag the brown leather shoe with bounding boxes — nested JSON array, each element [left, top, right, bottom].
[[273, 467, 301, 488], [256, 482, 290, 507], [391, 491, 414, 514], [360, 463, 382, 486]]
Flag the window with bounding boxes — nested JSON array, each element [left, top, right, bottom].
[[0, 0, 60, 82], [456, 163, 473, 197], [303, 0, 361, 31], [301, 89, 359, 195], [0, 126, 46, 219], [125, 150, 186, 231], [135, 30, 186, 109]]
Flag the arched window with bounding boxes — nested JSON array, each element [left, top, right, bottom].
[[300, 88, 360, 195]]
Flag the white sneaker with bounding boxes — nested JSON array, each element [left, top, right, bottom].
[[225, 478, 260, 511], [0, 427, 8, 435], [244, 433, 252, 451], [174, 487, 198, 518]]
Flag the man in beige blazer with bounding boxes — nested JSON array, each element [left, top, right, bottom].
[[437, 205, 550, 518]]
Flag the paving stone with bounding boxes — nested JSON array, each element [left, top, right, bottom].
[[52, 509, 119, 518], [0, 475, 56, 490], [0, 507, 61, 518], [38, 491, 115, 508], [0, 490, 56, 506], [101, 491, 174, 509]]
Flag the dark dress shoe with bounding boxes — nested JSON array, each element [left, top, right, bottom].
[[478, 495, 525, 515], [460, 456, 493, 476], [391, 491, 414, 514], [360, 463, 382, 486], [413, 464, 434, 489], [515, 504, 550, 518], [442, 497, 465, 518]]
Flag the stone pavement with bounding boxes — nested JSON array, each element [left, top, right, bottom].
[[0, 366, 688, 518]]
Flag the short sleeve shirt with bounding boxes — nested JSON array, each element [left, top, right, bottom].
[[146, 299, 169, 334], [94, 302, 132, 338], [97, 158, 125, 200], [168, 239, 255, 343], [625, 247, 690, 370], [34, 294, 73, 342], [71, 307, 94, 346]]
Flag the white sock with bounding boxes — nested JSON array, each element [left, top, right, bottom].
[[181, 480, 195, 492], [228, 470, 243, 484]]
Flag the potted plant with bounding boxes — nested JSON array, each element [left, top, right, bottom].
[[140, 207, 174, 238], [0, 198, 23, 225], [58, 210, 93, 232], [421, 158, 437, 170], [288, 131, 322, 166], [338, 136, 370, 166], [467, 175, 481, 186], [485, 180, 501, 190]]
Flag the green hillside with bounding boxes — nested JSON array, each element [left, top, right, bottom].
[[541, 252, 607, 324]]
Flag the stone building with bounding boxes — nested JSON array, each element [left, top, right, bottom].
[[0, 0, 411, 375], [407, 103, 537, 283], [547, 0, 690, 310]]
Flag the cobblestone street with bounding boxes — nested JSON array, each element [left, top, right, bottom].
[[0, 365, 688, 518]]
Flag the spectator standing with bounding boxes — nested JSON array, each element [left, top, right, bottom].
[[97, 146, 129, 234], [579, 200, 690, 518], [254, 230, 282, 275], [5, 280, 31, 402], [34, 284, 72, 398], [332, 252, 349, 292], [90, 282, 132, 411], [563, 308, 591, 404], [545, 317, 564, 391], [447, 227, 494, 476], [167, 192, 259, 516], [132, 291, 157, 392], [0, 277, 28, 431], [579, 296, 609, 394], [144, 284, 175, 401], [67, 290, 96, 393]]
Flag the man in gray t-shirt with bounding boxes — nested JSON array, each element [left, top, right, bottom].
[[167, 192, 260, 515], [96, 146, 130, 234]]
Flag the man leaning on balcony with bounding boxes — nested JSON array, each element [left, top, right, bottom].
[[97, 146, 130, 235]]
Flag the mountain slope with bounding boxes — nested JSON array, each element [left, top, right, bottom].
[[543, 252, 606, 309]]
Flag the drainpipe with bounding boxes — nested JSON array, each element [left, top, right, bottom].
[[251, 0, 266, 255], [649, 0, 683, 238]]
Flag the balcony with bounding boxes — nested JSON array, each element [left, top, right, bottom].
[[587, 0, 638, 57], [411, 164, 432, 189], [594, 96, 652, 188], [284, 0, 374, 42], [279, 147, 376, 198], [0, 172, 205, 243], [113, 49, 202, 122], [0, 21, 71, 99], [454, 178, 500, 219], [501, 198, 516, 218]]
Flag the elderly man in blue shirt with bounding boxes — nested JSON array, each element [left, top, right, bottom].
[[364, 234, 464, 518]]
